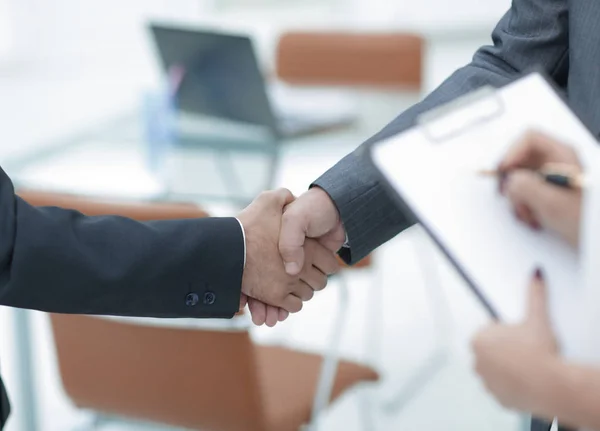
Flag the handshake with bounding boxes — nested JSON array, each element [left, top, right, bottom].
[[236, 187, 346, 327]]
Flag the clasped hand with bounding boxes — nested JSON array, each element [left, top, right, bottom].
[[498, 130, 582, 248], [237, 189, 342, 327]]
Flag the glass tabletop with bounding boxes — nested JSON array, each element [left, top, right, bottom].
[[4, 111, 284, 207]]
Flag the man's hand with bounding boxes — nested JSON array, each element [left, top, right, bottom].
[[279, 187, 346, 276], [238, 189, 340, 326], [499, 130, 583, 248], [472, 268, 560, 416]]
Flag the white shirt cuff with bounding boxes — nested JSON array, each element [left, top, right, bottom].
[[342, 231, 350, 249], [235, 218, 246, 268]]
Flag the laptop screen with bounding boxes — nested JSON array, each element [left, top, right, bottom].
[[149, 24, 276, 129]]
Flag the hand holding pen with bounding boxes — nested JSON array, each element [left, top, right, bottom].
[[480, 162, 585, 190], [486, 130, 583, 248]]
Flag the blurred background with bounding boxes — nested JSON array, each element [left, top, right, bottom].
[[0, 0, 525, 430]]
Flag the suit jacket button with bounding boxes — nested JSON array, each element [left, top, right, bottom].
[[203, 291, 216, 305], [185, 293, 199, 306]]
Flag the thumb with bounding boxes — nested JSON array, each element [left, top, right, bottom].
[[526, 267, 550, 329], [268, 188, 295, 209], [279, 203, 307, 276], [252, 188, 295, 214]]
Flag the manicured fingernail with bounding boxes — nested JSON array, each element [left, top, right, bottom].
[[285, 262, 299, 274], [534, 267, 544, 280]]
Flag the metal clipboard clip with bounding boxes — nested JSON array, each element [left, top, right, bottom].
[[416, 85, 505, 143]]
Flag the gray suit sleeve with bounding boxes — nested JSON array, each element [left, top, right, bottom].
[[313, 0, 570, 264]]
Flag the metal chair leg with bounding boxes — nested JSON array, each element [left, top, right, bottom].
[[307, 274, 351, 431], [12, 308, 39, 431], [380, 227, 452, 414]]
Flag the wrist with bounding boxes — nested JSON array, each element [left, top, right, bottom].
[[307, 186, 349, 250], [308, 186, 341, 223], [550, 359, 591, 421], [529, 357, 571, 418]]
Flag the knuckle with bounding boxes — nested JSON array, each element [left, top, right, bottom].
[[318, 275, 328, 289], [275, 188, 293, 205], [328, 257, 341, 274], [281, 209, 296, 227]]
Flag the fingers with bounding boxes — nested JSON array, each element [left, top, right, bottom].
[[247, 298, 289, 327], [300, 267, 327, 292], [282, 294, 303, 314], [256, 188, 295, 209], [499, 130, 580, 172], [296, 240, 339, 295], [279, 203, 308, 276], [305, 239, 340, 276], [248, 299, 267, 326], [265, 305, 280, 328], [513, 202, 540, 230], [526, 267, 550, 328], [278, 308, 290, 322], [273, 188, 296, 208], [504, 170, 575, 226], [293, 281, 316, 301], [239, 293, 248, 311]]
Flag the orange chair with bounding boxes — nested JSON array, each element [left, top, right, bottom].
[[276, 31, 424, 90], [18, 190, 379, 431]]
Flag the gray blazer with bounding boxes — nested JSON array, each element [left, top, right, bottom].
[[314, 0, 600, 265]]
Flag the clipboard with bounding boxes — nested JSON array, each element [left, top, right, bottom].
[[365, 72, 600, 359]]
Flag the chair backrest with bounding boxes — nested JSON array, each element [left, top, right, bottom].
[[50, 314, 266, 431], [19, 190, 267, 431], [275, 32, 424, 89], [16, 189, 209, 221]]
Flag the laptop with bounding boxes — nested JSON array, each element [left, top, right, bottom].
[[149, 23, 356, 140]]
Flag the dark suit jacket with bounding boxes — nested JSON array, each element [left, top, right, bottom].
[[0, 166, 245, 428], [314, 0, 600, 267]]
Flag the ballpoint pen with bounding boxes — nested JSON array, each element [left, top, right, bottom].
[[478, 163, 585, 190]]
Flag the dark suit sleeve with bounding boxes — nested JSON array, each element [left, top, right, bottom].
[[0, 167, 244, 319], [0, 377, 9, 429], [313, 0, 570, 264]]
